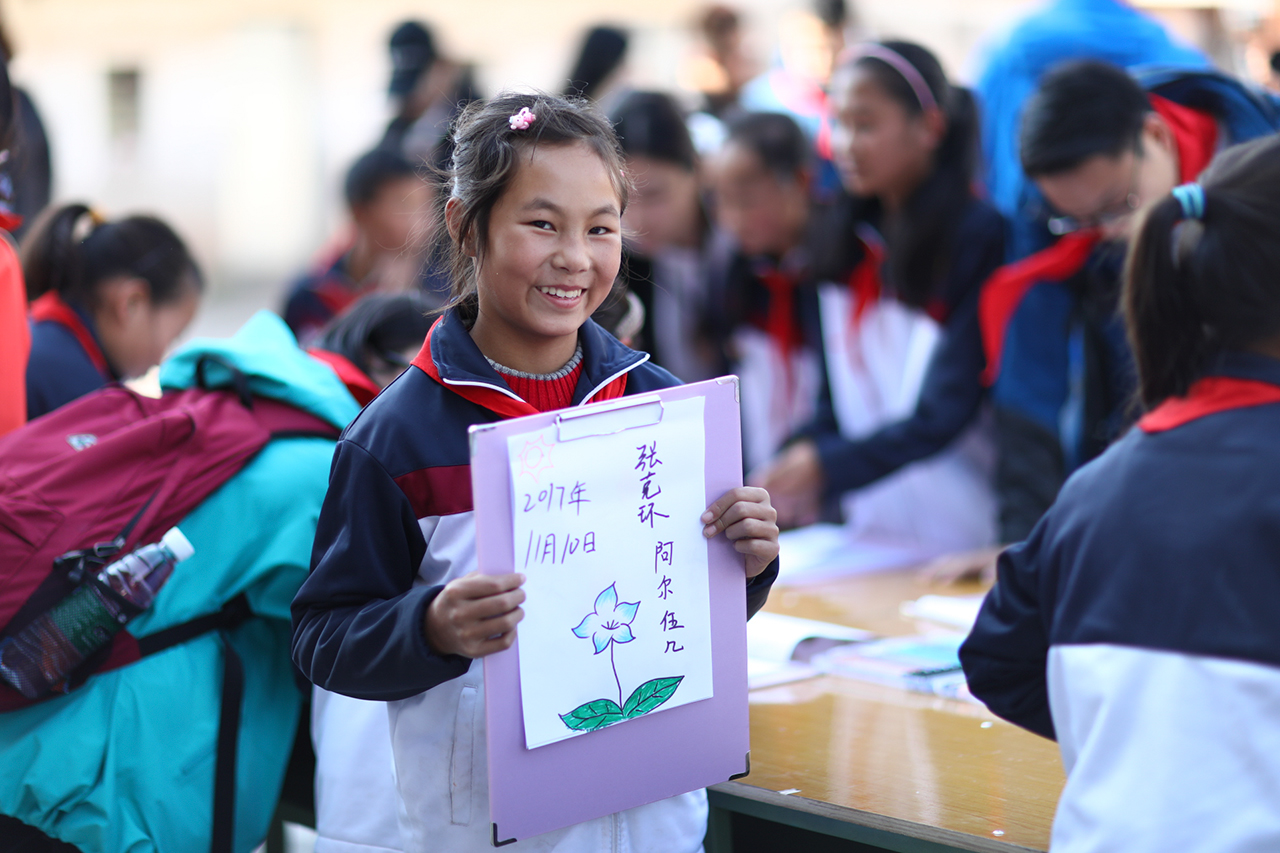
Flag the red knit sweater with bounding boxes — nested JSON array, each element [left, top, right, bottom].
[[491, 347, 584, 413]]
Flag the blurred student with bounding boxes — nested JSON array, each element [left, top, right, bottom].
[[380, 20, 479, 171], [23, 204, 201, 420], [563, 25, 629, 108], [690, 6, 755, 121], [310, 291, 432, 406], [962, 135, 1280, 853], [972, 0, 1206, 261], [282, 149, 434, 347], [0, 311, 359, 853], [612, 91, 720, 382], [706, 111, 824, 472], [986, 60, 1280, 542], [0, 15, 52, 241], [756, 41, 1004, 551]]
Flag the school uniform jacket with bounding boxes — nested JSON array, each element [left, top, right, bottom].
[[291, 308, 777, 852], [25, 293, 116, 420], [960, 350, 1280, 852], [800, 196, 1005, 500]]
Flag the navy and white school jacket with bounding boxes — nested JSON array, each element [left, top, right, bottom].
[[26, 292, 116, 420], [961, 350, 1280, 852], [291, 308, 777, 853]]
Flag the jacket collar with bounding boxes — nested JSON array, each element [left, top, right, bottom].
[[29, 291, 115, 380], [411, 307, 649, 418], [1139, 351, 1280, 433]]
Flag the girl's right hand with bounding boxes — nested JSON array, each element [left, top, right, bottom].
[[425, 572, 526, 658]]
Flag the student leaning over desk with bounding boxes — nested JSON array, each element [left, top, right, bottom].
[[961, 135, 1280, 852], [291, 92, 780, 853]]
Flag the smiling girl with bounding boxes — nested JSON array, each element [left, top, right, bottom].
[[291, 93, 779, 853], [757, 42, 1006, 551]]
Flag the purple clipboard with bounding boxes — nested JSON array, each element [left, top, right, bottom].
[[469, 376, 750, 845]]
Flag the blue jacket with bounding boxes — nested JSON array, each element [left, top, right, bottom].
[[0, 312, 359, 852], [291, 308, 777, 701], [993, 70, 1280, 543], [973, 0, 1206, 253], [962, 351, 1280, 851]]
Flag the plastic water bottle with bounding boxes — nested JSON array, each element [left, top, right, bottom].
[[0, 528, 195, 699]]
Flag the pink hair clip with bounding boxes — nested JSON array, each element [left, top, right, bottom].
[[508, 107, 537, 131]]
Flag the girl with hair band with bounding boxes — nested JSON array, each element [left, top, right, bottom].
[[756, 40, 1006, 552], [962, 134, 1280, 853], [611, 90, 720, 382], [291, 92, 780, 853], [22, 204, 202, 419]]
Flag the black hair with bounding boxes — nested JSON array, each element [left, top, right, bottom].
[[1021, 60, 1150, 178], [315, 292, 432, 377], [1124, 135, 1280, 408], [724, 111, 810, 181], [1271, 50, 1280, 77], [611, 91, 697, 172], [838, 40, 980, 307], [814, 0, 847, 29], [563, 26, 628, 101], [442, 91, 629, 317], [22, 203, 202, 307], [344, 148, 419, 209], [0, 54, 13, 156], [698, 6, 741, 54]]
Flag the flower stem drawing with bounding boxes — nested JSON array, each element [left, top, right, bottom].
[[561, 583, 684, 733]]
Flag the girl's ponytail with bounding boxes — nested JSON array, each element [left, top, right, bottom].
[[1123, 135, 1280, 409], [21, 203, 201, 307], [21, 203, 96, 302], [1122, 194, 1205, 408]]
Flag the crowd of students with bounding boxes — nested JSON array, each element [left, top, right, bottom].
[[2, 0, 1280, 850]]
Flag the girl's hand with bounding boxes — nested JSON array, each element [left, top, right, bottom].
[[750, 440, 822, 528], [425, 572, 526, 658], [701, 487, 780, 578]]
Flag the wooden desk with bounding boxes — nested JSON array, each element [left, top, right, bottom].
[[707, 570, 1064, 853]]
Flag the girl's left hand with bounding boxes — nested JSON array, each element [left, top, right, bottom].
[[701, 487, 780, 578]]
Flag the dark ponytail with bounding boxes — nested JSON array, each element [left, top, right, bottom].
[[1123, 135, 1280, 409], [845, 40, 979, 307], [22, 203, 202, 306]]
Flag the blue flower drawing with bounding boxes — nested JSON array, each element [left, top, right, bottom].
[[561, 582, 683, 734], [571, 583, 639, 654]]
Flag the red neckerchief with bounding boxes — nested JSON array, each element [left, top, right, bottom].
[[978, 230, 1101, 385], [976, 97, 1219, 387], [309, 348, 381, 407], [847, 234, 885, 327], [756, 265, 802, 363], [1149, 94, 1219, 183], [410, 318, 628, 418], [0, 211, 22, 233], [1139, 376, 1280, 433], [29, 291, 112, 378]]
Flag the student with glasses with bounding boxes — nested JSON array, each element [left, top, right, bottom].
[[980, 59, 1280, 546]]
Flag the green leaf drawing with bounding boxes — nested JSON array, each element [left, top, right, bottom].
[[622, 675, 684, 719], [559, 698, 624, 731]]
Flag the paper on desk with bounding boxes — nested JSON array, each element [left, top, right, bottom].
[[746, 612, 873, 689], [776, 523, 935, 585], [900, 593, 986, 631]]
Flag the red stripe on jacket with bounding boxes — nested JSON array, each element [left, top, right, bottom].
[[1139, 377, 1280, 433], [309, 348, 381, 408], [395, 464, 474, 517], [29, 291, 112, 378]]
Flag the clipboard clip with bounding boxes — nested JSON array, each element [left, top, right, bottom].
[[555, 394, 664, 442]]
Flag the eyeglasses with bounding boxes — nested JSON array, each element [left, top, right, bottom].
[[1045, 151, 1143, 236]]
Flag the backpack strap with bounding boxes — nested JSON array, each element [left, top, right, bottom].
[[133, 594, 252, 853], [211, 632, 244, 853]]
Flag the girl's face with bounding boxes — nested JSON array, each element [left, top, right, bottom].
[[463, 141, 623, 370], [95, 274, 201, 379], [622, 155, 701, 256], [830, 65, 943, 205], [711, 141, 809, 258]]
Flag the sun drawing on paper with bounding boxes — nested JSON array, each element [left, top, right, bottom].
[[559, 583, 684, 733], [516, 435, 556, 484]]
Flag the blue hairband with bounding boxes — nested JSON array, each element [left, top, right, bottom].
[[1171, 183, 1205, 221]]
